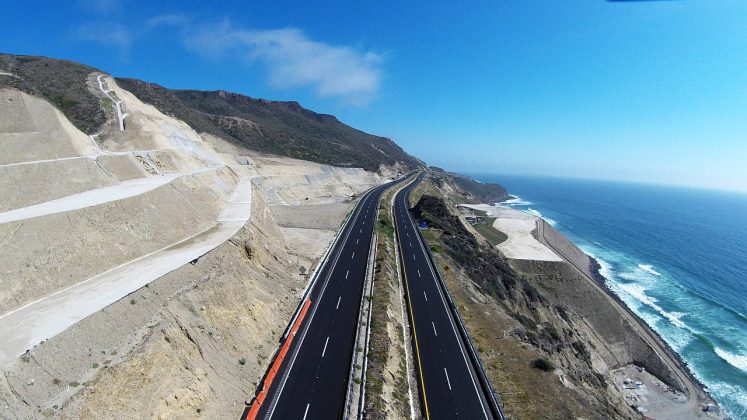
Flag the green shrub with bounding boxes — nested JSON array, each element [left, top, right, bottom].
[[530, 357, 554, 372]]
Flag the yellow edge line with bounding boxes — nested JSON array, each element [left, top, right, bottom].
[[394, 187, 430, 420]]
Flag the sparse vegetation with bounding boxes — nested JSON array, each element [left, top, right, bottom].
[[412, 194, 517, 300], [365, 186, 412, 419], [471, 218, 509, 246], [0, 54, 106, 133], [115, 78, 420, 171]]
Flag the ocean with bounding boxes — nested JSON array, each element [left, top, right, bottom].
[[467, 173, 747, 418]]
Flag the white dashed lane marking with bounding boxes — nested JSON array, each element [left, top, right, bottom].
[[322, 337, 330, 357]]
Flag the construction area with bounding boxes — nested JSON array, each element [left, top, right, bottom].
[[0, 76, 387, 418]]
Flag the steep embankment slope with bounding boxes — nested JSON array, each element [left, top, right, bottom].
[[0, 55, 390, 418], [0, 54, 106, 133]]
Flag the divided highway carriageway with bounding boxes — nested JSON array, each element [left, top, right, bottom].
[[393, 177, 506, 420], [244, 176, 405, 420]]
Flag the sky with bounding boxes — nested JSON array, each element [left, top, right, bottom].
[[2, 0, 746, 193]]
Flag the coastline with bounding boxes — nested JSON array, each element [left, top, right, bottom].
[[586, 253, 715, 401], [479, 175, 747, 418], [532, 218, 718, 414], [498, 192, 718, 409]]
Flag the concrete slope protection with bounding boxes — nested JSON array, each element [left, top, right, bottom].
[[393, 178, 500, 420], [252, 178, 402, 420], [0, 176, 254, 367]]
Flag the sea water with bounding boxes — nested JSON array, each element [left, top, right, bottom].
[[468, 174, 747, 418]]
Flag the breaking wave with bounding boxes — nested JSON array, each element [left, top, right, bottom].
[[476, 175, 747, 417], [525, 207, 558, 226], [715, 348, 747, 373], [501, 195, 533, 206], [638, 264, 662, 277], [617, 283, 689, 330]]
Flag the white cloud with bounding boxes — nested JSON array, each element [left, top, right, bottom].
[[74, 13, 180, 52], [72, 15, 384, 105], [187, 21, 383, 105]]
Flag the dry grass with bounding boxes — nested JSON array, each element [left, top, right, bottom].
[[424, 238, 596, 419], [364, 187, 411, 419]]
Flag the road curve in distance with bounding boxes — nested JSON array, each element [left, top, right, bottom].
[[252, 177, 403, 420], [393, 177, 495, 420]]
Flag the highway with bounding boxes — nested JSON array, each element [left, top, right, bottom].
[[393, 177, 497, 420], [251, 178, 401, 420]]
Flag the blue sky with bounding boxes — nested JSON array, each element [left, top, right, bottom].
[[2, 1, 746, 192]]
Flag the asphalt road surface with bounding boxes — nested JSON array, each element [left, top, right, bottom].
[[393, 178, 494, 420], [256, 179, 400, 420]]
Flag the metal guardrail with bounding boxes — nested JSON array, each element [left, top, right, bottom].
[[407, 180, 507, 420], [243, 182, 387, 419], [279, 184, 379, 342], [343, 202, 379, 418]]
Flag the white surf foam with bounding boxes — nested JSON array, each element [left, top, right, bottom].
[[638, 264, 662, 277], [580, 247, 615, 282], [715, 347, 747, 373], [707, 381, 747, 418], [501, 196, 533, 206], [526, 207, 558, 226], [618, 283, 689, 330]]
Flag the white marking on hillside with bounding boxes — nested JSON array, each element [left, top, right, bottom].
[[0, 176, 254, 366]]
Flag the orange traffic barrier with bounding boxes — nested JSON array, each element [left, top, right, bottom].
[[246, 298, 312, 420]]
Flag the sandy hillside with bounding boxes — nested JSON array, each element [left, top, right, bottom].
[[0, 75, 387, 418]]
